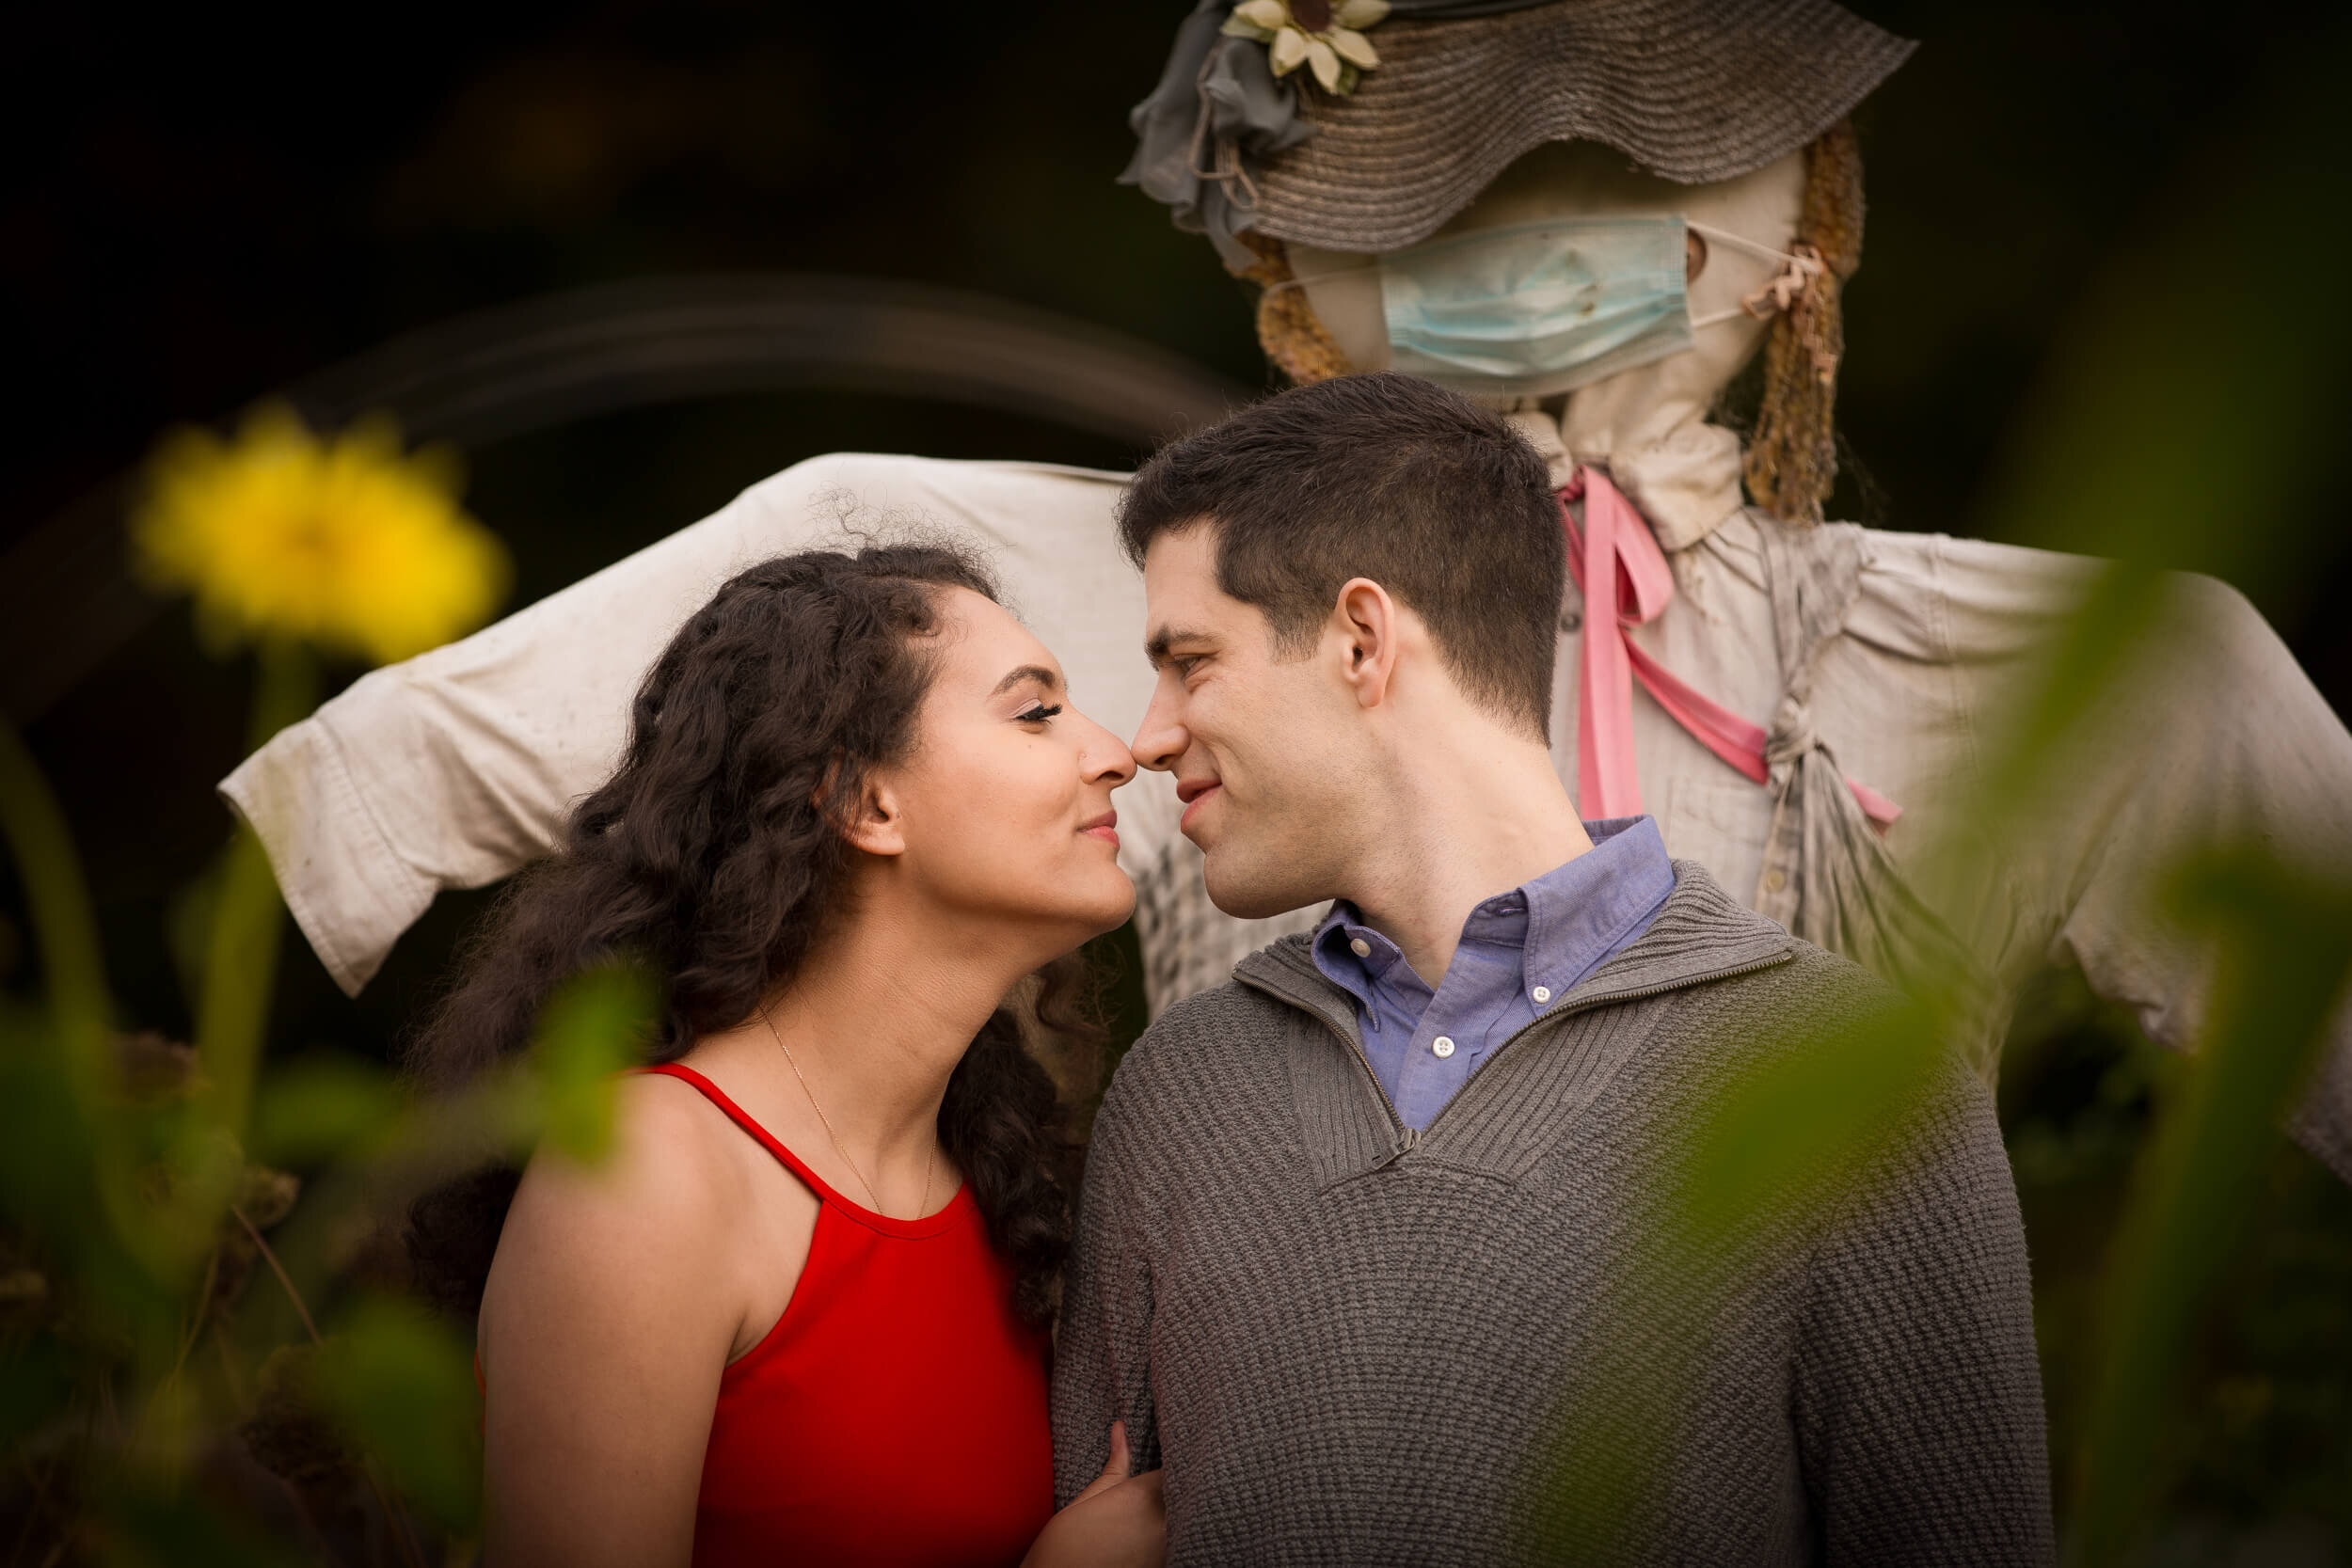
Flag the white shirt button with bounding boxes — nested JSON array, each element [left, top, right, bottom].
[[1431, 1036, 1456, 1059], [1531, 986, 1552, 1004], [1349, 938, 1372, 958]]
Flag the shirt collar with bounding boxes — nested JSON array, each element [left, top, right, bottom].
[[1311, 816, 1677, 1006], [1518, 816, 1677, 997], [1312, 902, 1423, 1012]]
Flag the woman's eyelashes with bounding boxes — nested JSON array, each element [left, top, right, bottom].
[[1015, 703, 1064, 725]]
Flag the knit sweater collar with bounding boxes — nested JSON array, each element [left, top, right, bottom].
[[1232, 860, 1797, 1189]]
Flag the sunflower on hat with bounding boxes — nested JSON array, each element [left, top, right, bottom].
[[1221, 0, 1391, 95]]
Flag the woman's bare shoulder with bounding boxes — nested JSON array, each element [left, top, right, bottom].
[[523, 1072, 748, 1217], [476, 1074, 771, 1564], [484, 1074, 755, 1338]]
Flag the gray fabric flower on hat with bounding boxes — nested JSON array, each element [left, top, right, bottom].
[[1220, 0, 1391, 94], [1121, 0, 1572, 266]]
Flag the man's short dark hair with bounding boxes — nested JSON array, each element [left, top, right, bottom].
[[1118, 372, 1565, 740]]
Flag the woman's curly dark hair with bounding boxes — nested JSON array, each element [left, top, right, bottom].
[[405, 542, 1098, 1331]]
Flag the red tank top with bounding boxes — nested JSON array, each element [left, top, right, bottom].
[[644, 1063, 1054, 1567]]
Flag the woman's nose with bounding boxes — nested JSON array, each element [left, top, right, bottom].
[[1081, 714, 1138, 784], [1089, 741, 1138, 786]]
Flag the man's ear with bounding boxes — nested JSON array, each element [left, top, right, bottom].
[[1331, 578, 1400, 712], [829, 771, 910, 858]]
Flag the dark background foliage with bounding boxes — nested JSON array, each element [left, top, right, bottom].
[[5, 0, 2348, 1553]]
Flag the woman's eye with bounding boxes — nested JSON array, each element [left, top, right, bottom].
[[1016, 704, 1063, 724]]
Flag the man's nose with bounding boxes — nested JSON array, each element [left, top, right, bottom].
[[1130, 684, 1186, 774]]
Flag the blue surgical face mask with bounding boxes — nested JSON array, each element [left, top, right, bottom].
[[1327, 215, 1804, 398]]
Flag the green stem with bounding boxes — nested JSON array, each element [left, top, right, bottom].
[[0, 708, 201, 1290], [0, 717, 109, 1074], [194, 639, 317, 1141]]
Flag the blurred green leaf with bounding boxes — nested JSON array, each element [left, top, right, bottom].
[[2066, 848, 2352, 1565], [165, 858, 224, 1035], [215, 971, 653, 1338], [99, 1483, 308, 1568], [1534, 991, 1955, 1551], [0, 1015, 103, 1240], [1971, 28, 2352, 593], [315, 1294, 482, 1533], [0, 715, 110, 1080], [1906, 19, 2352, 1550], [0, 1332, 72, 1449], [252, 1054, 403, 1167], [0, 1013, 183, 1351], [529, 961, 658, 1165], [1671, 994, 1940, 1258]]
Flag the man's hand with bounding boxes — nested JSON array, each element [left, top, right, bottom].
[[1024, 1421, 1167, 1568]]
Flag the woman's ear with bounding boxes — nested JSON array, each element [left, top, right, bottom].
[[836, 774, 909, 858], [813, 754, 910, 859]]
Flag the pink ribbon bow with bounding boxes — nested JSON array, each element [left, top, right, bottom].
[[1561, 466, 1900, 827]]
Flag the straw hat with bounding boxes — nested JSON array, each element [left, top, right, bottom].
[[1126, 0, 1911, 258], [1249, 0, 1914, 252]]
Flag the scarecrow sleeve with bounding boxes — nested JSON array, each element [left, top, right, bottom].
[[218, 453, 1154, 996], [1934, 541, 2352, 1184]]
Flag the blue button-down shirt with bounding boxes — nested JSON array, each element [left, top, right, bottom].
[[1311, 816, 1677, 1131]]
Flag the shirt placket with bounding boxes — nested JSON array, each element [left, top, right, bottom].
[[1394, 940, 1521, 1124]]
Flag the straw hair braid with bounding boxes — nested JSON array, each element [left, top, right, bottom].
[[1743, 119, 1865, 522], [1231, 230, 1355, 386]]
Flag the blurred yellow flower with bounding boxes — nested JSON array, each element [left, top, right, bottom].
[[134, 404, 510, 668]]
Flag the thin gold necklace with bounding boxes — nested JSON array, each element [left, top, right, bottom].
[[759, 1006, 933, 1221]]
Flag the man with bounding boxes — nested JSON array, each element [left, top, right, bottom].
[[1051, 372, 2052, 1565]]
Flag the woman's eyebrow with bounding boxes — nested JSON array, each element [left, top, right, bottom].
[[990, 664, 1062, 697]]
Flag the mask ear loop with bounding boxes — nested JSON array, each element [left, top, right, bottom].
[[1686, 220, 1826, 328]]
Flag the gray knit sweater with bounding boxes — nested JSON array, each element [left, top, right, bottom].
[[1052, 861, 2052, 1565]]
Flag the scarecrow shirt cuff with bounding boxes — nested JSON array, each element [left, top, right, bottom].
[[219, 705, 436, 999]]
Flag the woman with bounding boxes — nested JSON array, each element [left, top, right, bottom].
[[405, 543, 1164, 1566]]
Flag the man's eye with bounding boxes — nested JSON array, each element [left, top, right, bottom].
[[1016, 704, 1063, 723]]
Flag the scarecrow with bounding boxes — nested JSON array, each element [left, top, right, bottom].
[[224, 0, 2352, 1176]]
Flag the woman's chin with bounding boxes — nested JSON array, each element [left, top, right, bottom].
[[1057, 870, 1137, 942], [1096, 875, 1140, 934], [1058, 869, 1138, 943], [955, 870, 1135, 952]]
